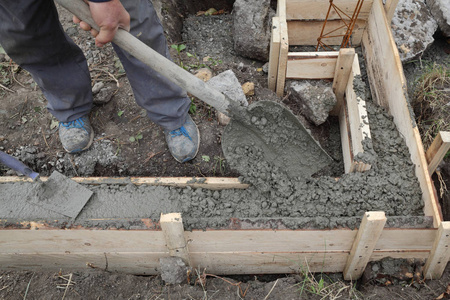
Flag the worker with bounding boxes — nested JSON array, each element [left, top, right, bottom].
[[0, 0, 199, 163]]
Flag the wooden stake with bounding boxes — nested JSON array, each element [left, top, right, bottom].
[[343, 211, 386, 280], [383, 0, 400, 23], [160, 213, 191, 266], [426, 131, 450, 175], [268, 17, 281, 91], [331, 48, 355, 116], [424, 222, 450, 279], [276, 19, 289, 97]]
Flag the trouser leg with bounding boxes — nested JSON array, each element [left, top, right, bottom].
[[0, 0, 92, 122], [114, 0, 190, 131]]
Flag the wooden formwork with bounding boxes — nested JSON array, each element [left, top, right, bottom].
[[1, 0, 449, 280]]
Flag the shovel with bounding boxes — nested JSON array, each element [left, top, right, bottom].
[[55, 0, 332, 178]]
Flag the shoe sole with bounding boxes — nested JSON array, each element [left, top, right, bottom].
[[173, 123, 201, 163], [63, 129, 95, 154]]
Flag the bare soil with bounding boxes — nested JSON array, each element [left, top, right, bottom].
[[1, 2, 450, 300]]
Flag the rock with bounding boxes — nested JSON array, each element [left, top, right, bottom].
[[427, 0, 450, 37], [391, 0, 438, 62], [262, 62, 269, 74], [92, 82, 105, 95], [288, 80, 337, 126], [233, 0, 274, 61], [93, 86, 116, 105], [207, 70, 248, 106], [217, 112, 231, 126], [242, 82, 255, 96], [194, 68, 213, 82], [159, 257, 188, 285]]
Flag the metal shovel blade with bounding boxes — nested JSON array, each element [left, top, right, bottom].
[[222, 101, 333, 179]]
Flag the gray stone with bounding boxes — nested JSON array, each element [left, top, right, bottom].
[[93, 87, 116, 105], [288, 80, 337, 126], [92, 82, 105, 95], [427, 0, 450, 37], [391, 0, 438, 62], [207, 70, 248, 106], [233, 0, 275, 61], [159, 257, 188, 285]]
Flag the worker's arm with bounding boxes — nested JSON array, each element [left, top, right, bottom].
[[72, 0, 130, 47]]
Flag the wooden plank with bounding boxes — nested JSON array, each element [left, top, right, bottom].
[[423, 222, 450, 279], [383, 0, 399, 23], [339, 104, 354, 173], [160, 213, 191, 266], [286, 0, 374, 21], [362, 0, 442, 226], [0, 176, 249, 190], [426, 131, 450, 175], [331, 48, 355, 115], [343, 212, 386, 280], [268, 17, 281, 91], [276, 18, 289, 97], [287, 19, 366, 46], [190, 251, 349, 274], [286, 52, 338, 79], [424, 222, 450, 279], [277, 0, 286, 20], [0, 230, 167, 253]]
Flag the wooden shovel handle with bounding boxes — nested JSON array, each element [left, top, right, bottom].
[[54, 0, 231, 114]]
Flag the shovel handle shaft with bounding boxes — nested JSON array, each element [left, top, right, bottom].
[[0, 151, 40, 181], [54, 0, 231, 115]]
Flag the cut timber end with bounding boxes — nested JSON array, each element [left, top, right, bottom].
[[426, 131, 450, 175], [424, 221, 450, 279], [160, 213, 191, 266], [343, 211, 386, 280]]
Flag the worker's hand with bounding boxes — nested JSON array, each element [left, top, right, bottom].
[[73, 0, 130, 47]]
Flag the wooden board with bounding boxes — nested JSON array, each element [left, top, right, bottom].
[[285, 0, 374, 21], [426, 131, 450, 175], [160, 213, 191, 265], [0, 176, 250, 190], [276, 18, 289, 97], [331, 48, 355, 115], [343, 212, 386, 280], [362, 0, 442, 227], [424, 222, 450, 279], [268, 17, 281, 91], [287, 19, 366, 46], [286, 52, 338, 79]]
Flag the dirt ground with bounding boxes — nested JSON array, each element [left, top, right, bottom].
[[1, 2, 450, 300]]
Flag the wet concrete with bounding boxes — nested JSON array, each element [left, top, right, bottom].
[[0, 90, 425, 230]]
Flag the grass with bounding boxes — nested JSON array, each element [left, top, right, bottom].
[[413, 62, 450, 150]]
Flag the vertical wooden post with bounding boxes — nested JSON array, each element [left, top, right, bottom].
[[276, 20, 289, 97], [424, 222, 450, 279], [160, 213, 191, 266], [426, 131, 450, 175], [343, 212, 386, 280], [383, 0, 400, 23], [268, 17, 281, 91], [330, 48, 355, 116]]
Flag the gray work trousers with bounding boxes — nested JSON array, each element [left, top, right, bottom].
[[0, 0, 190, 130]]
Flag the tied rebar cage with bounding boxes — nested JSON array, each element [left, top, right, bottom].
[[316, 0, 365, 51]]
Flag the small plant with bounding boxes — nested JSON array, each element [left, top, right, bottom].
[[213, 156, 226, 175], [413, 62, 450, 149], [202, 155, 210, 162], [117, 110, 124, 117], [208, 57, 222, 66], [129, 132, 143, 143], [171, 43, 187, 68], [189, 97, 197, 115]]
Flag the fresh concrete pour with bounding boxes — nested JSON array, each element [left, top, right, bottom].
[[0, 79, 424, 230]]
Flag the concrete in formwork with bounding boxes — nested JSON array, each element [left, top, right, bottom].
[[427, 0, 450, 37], [0, 95, 426, 231], [233, 0, 275, 61], [391, 0, 438, 62]]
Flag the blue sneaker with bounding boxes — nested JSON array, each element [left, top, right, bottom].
[[165, 114, 200, 163], [58, 115, 94, 153]]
